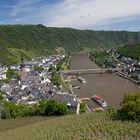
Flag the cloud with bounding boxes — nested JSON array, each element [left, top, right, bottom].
[[9, 0, 140, 30], [41, 0, 140, 28], [10, 0, 42, 16]]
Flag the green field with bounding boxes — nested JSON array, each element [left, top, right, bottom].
[[0, 116, 53, 132], [0, 113, 139, 140]]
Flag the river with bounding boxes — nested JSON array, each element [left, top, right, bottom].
[[70, 53, 140, 109]]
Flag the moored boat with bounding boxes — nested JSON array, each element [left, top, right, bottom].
[[77, 76, 86, 83], [92, 95, 107, 107]]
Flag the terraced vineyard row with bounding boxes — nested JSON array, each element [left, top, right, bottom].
[[0, 113, 140, 140]]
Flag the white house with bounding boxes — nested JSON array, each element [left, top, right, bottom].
[[0, 72, 6, 80]]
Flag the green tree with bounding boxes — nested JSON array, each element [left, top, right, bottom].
[[106, 107, 117, 118], [6, 68, 15, 81], [0, 91, 4, 102], [56, 102, 69, 116], [48, 66, 56, 73], [117, 43, 140, 60], [118, 92, 140, 121], [51, 72, 61, 86], [45, 99, 58, 116], [4, 101, 30, 118], [45, 99, 68, 116], [80, 103, 87, 113], [38, 98, 47, 115], [28, 104, 40, 116], [34, 64, 44, 73], [1, 105, 11, 119]]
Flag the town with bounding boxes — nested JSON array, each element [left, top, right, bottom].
[[0, 50, 140, 117], [90, 49, 140, 84], [106, 50, 140, 84], [0, 55, 80, 115], [1, 0, 140, 139]]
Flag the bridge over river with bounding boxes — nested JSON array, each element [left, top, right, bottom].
[[60, 68, 122, 75], [69, 53, 140, 109]]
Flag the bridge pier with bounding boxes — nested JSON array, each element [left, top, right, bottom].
[[100, 67, 103, 74]]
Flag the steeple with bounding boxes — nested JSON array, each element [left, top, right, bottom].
[[20, 55, 25, 70], [20, 55, 27, 81]]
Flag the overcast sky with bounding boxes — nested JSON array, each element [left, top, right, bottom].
[[0, 0, 140, 31]]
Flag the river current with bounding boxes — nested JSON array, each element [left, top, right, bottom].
[[70, 53, 140, 108]]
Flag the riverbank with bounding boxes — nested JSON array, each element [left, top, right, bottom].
[[70, 54, 140, 109], [115, 71, 139, 84]]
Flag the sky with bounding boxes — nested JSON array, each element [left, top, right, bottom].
[[0, 0, 140, 31]]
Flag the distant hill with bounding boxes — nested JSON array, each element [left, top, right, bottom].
[[117, 42, 140, 59], [0, 112, 139, 140], [0, 24, 140, 65]]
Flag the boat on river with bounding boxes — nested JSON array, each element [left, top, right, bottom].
[[77, 76, 86, 83], [92, 95, 107, 107]]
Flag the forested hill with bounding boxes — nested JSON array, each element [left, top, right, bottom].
[[117, 43, 140, 59], [0, 24, 140, 65]]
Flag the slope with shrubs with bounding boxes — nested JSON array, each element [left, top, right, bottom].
[[0, 24, 140, 65], [0, 92, 140, 139], [0, 112, 140, 140], [117, 42, 140, 59]]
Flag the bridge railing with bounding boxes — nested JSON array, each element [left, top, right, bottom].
[[60, 68, 122, 74]]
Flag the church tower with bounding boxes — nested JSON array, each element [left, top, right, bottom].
[[20, 56, 27, 81]]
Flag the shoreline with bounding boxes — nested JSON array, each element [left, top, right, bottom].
[[115, 71, 139, 84], [69, 53, 140, 109]]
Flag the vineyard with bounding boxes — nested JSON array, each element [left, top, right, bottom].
[[0, 112, 139, 140]]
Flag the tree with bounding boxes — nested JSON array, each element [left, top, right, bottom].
[[45, 99, 58, 116], [48, 66, 56, 73], [80, 103, 87, 113], [4, 101, 30, 118], [118, 92, 140, 121], [38, 98, 47, 115], [34, 64, 44, 73], [45, 99, 68, 116], [106, 107, 117, 118], [50, 72, 61, 86], [56, 102, 69, 116], [1, 105, 11, 119], [6, 68, 15, 81], [0, 91, 4, 101]]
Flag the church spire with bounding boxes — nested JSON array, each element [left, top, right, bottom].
[[20, 55, 27, 81], [20, 55, 25, 69]]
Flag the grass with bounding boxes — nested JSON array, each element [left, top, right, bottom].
[[0, 113, 140, 140], [61, 62, 68, 71], [0, 116, 51, 132]]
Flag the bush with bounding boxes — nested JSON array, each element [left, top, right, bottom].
[[80, 103, 87, 113], [1, 98, 69, 119], [106, 107, 117, 119], [0, 91, 4, 101], [1, 106, 11, 119], [45, 99, 69, 116], [0, 103, 11, 119], [48, 66, 56, 73], [6, 68, 15, 80], [118, 93, 140, 121], [50, 72, 61, 86], [3, 101, 40, 118], [38, 98, 47, 115], [34, 64, 44, 73]]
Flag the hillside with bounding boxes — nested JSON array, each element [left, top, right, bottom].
[[0, 113, 139, 140], [117, 42, 140, 59], [0, 24, 140, 65]]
